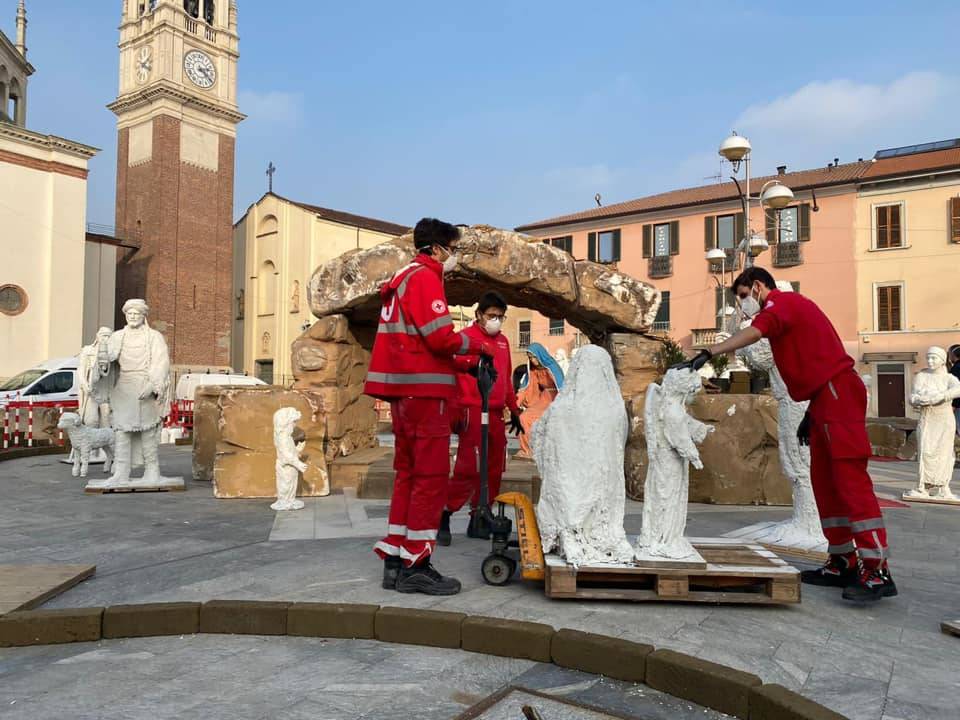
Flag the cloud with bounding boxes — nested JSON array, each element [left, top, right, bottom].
[[237, 90, 305, 129], [734, 71, 951, 138]]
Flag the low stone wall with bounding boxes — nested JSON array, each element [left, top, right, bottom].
[[867, 419, 918, 460]]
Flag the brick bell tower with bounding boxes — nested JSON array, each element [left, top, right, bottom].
[[109, 0, 243, 366]]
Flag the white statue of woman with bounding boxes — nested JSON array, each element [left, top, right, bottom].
[[907, 347, 960, 499], [533, 345, 635, 567], [271, 407, 308, 511], [554, 348, 570, 375], [635, 368, 713, 560], [733, 282, 827, 549]]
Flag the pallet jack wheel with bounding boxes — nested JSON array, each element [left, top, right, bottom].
[[481, 553, 516, 586]]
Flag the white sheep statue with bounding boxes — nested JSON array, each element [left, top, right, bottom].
[[56, 412, 114, 478]]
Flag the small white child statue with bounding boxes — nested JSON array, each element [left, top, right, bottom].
[[271, 407, 308, 511], [636, 368, 713, 560], [907, 347, 960, 500]]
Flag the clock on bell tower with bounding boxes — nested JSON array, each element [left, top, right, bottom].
[[109, 0, 244, 367]]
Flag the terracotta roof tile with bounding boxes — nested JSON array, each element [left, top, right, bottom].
[[861, 147, 960, 180], [272, 193, 409, 236]]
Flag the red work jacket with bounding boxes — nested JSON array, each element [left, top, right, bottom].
[[364, 254, 482, 400], [750, 288, 854, 402], [452, 323, 520, 413]]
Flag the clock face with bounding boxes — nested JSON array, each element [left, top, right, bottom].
[[183, 49, 216, 89], [136, 46, 153, 84]]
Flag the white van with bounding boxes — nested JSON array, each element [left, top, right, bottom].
[[174, 372, 266, 402], [0, 357, 79, 405]]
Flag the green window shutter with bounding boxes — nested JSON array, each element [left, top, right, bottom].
[[669, 220, 680, 255], [642, 225, 652, 258], [612, 229, 622, 261], [588, 232, 597, 261], [766, 208, 777, 245], [799, 203, 811, 242], [704, 216, 714, 251], [564, 236, 573, 254], [735, 212, 746, 246]]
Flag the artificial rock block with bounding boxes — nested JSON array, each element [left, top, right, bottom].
[[374, 606, 465, 649], [199, 600, 290, 636], [749, 684, 848, 720], [605, 333, 663, 398], [550, 628, 653, 683], [0, 607, 103, 647], [287, 602, 378, 639], [461, 616, 554, 663], [103, 602, 201, 639], [646, 649, 762, 719]]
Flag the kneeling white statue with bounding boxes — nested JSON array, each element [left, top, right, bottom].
[[635, 367, 713, 562], [271, 407, 308, 511], [534, 345, 635, 567], [907, 346, 960, 500]]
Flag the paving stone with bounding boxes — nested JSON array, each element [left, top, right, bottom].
[[374, 606, 465, 649], [0, 607, 103, 647], [103, 602, 201, 639], [286, 602, 378, 639], [646, 648, 762, 719], [199, 600, 290, 636], [460, 615, 554, 662]]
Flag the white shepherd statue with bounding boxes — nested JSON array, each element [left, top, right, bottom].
[[271, 407, 308, 511]]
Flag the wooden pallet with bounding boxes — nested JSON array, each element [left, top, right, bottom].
[[85, 484, 186, 494], [0, 564, 96, 615], [901, 493, 960, 507], [544, 538, 800, 604]]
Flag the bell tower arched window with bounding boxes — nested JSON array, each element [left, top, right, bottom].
[[204, 0, 215, 25], [183, 0, 199, 19]]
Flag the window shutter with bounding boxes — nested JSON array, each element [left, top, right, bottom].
[[877, 287, 889, 331], [669, 220, 680, 255], [876, 206, 888, 249], [612, 229, 622, 262], [891, 204, 902, 247], [704, 216, 715, 251], [642, 225, 652, 258], [588, 232, 597, 262], [799, 203, 811, 242], [735, 212, 746, 247], [889, 285, 901, 330], [564, 236, 573, 254], [765, 208, 777, 245]]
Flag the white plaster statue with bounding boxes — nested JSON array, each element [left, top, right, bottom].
[[907, 346, 960, 500], [635, 368, 713, 561], [533, 345, 635, 567], [87, 299, 181, 490], [554, 348, 570, 375], [57, 412, 114, 478], [860, 373, 873, 418], [271, 407, 307, 511], [78, 326, 114, 428], [732, 282, 827, 550]]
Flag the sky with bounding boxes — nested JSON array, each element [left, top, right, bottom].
[[12, 1, 960, 230]]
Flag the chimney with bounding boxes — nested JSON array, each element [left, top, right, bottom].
[[834, 157, 839, 166], [777, 165, 786, 176], [15, 0, 26, 58]]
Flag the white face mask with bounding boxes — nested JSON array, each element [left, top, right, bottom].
[[481, 318, 503, 336], [739, 295, 762, 319], [436, 246, 459, 273]]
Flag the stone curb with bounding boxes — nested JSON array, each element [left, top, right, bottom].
[[199, 600, 290, 636], [287, 602, 379, 639], [0, 607, 103, 648], [0, 603, 848, 719], [103, 602, 201, 639], [551, 628, 653, 683], [374, 606, 465, 649], [461, 615, 554, 663], [646, 648, 762, 719], [749, 684, 848, 720]]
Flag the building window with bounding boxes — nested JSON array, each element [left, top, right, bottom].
[[518, 320, 531, 348], [875, 284, 903, 332], [716, 214, 737, 249], [950, 197, 960, 244], [874, 203, 904, 249], [652, 291, 670, 332], [236, 289, 245, 320], [549, 318, 565, 336], [546, 236, 573, 254], [588, 229, 621, 264], [0, 284, 28, 316], [779, 207, 798, 243], [653, 223, 671, 256], [257, 260, 277, 316], [183, 0, 199, 18]]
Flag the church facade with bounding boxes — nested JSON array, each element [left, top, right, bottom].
[[110, 0, 243, 369]]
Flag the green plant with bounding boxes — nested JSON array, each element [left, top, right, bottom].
[[708, 354, 729, 376], [656, 337, 686, 376]]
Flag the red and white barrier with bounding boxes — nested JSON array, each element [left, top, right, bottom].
[[1, 399, 78, 450]]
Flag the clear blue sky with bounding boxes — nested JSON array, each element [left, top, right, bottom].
[[12, 1, 960, 229]]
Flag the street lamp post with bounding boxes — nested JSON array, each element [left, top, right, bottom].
[[705, 247, 728, 332]]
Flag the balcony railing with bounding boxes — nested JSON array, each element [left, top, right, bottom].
[[650, 321, 671, 335], [518, 330, 531, 348], [692, 328, 718, 349], [772, 241, 803, 267], [184, 15, 199, 34], [708, 247, 739, 273], [649, 255, 673, 278]]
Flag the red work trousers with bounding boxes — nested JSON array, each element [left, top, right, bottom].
[[373, 397, 451, 567], [447, 406, 507, 513], [808, 368, 889, 568]]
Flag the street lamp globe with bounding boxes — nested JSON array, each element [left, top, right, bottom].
[[718, 133, 752, 162], [748, 232, 769, 257], [705, 248, 727, 261], [760, 182, 794, 209]]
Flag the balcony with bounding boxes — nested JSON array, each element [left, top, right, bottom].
[[692, 328, 718, 349], [648, 255, 673, 278], [650, 321, 671, 336], [772, 241, 803, 267], [518, 330, 531, 348], [708, 247, 739, 273]]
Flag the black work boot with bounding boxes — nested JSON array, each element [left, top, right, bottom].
[[842, 564, 898, 602], [466, 510, 491, 540], [396, 559, 461, 595], [800, 554, 858, 588], [437, 510, 452, 547], [382, 556, 402, 590]]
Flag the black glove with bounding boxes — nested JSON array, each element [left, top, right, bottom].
[[509, 411, 524, 436], [671, 349, 712, 372], [797, 411, 811, 446]]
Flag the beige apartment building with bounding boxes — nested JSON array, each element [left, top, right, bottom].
[[232, 192, 407, 384]]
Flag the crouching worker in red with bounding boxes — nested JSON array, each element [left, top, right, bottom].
[[365, 218, 493, 595], [681, 267, 895, 603], [439, 292, 523, 546]]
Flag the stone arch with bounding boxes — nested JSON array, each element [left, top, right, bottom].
[[257, 259, 277, 316], [257, 214, 279, 236]]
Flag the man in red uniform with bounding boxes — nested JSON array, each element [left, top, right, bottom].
[[365, 218, 493, 595], [438, 291, 523, 546], [683, 267, 896, 602]]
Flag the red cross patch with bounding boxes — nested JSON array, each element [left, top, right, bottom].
[[431, 300, 446, 314]]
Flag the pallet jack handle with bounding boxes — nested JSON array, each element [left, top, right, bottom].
[[469, 354, 497, 535]]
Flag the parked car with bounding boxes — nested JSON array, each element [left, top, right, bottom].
[[0, 357, 79, 405], [174, 372, 266, 402]]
